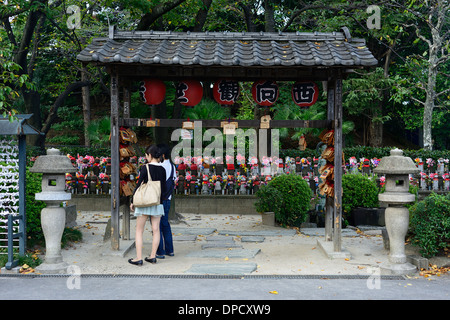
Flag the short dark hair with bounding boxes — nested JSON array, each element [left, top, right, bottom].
[[157, 143, 171, 160], [145, 145, 163, 162]]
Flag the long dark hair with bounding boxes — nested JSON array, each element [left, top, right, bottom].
[[145, 145, 163, 162]]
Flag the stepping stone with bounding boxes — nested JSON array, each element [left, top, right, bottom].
[[218, 229, 296, 237], [241, 236, 265, 243], [206, 235, 234, 242], [173, 235, 197, 241], [186, 248, 260, 259], [301, 228, 359, 237], [172, 227, 217, 235], [186, 263, 258, 275], [201, 243, 242, 249]]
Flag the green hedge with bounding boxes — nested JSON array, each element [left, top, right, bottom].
[[25, 168, 46, 246], [268, 174, 312, 227], [342, 173, 379, 214], [281, 146, 450, 162], [409, 193, 450, 258]]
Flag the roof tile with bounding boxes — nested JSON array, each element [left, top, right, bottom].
[[77, 30, 377, 68]]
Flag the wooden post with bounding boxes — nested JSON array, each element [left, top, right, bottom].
[[110, 71, 120, 250], [122, 85, 131, 241], [325, 79, 335, 242], [333, 72, 343, 252]]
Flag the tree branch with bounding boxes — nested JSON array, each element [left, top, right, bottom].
[[136, 0, 187, 31], [40, 81, 91, 135]]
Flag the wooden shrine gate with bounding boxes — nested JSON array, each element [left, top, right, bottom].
[[77, 26, 378, 252]]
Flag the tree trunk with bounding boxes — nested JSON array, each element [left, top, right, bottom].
[[264, 0, 275, 32], [193, 0, 212, 32], [38, 81, 91, 146], [420, 0, 447, 150], [422, 63, 437, 150], [136, 0, 187, 30]]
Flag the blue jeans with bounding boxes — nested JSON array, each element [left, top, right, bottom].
[[157, 200, 174, 256]]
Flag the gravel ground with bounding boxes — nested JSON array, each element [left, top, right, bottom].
[[58, 211, 405, 276]]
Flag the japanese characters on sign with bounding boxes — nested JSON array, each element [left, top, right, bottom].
[[140, 79, 166, 105], [251, 80, 279, 106], [213, 80, 240, 105], [140, 79, 319, 108], [292, 81, 319, 107], [176, 80, 203, 107]]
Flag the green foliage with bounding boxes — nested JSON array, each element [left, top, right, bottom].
[[183, 98, 230, 120], [0, 249, 42, 269], [25, 168, 46, 246], [409, 193, 450, 258], [254, 184, 284, 214], [268, 174, 312, 227], [61, 227, 83, 248], [87, 116, 111, 147], [46, 105, 83, 146], [0, 45, 33, 119], [342, 173, 379, 214]]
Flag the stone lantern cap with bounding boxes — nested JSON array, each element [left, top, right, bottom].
[[30, 148, 76, 174], [373, 148, 419, 175]]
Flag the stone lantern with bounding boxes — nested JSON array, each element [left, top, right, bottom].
[[373, 148, 419, 275], [30, 148, 76, 274]]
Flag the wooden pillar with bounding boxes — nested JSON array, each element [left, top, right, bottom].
[[110, 70, 120, 250], [325, 79, 335, 242], [333, 71, 343, 252], [122, 85, 131, 241]]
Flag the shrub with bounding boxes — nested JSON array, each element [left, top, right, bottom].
[[268, 174, 312, 227], [409, 193, 450, 258], [342, 173, 379, 214], [25, 168, 46, 246], [254, 185, 284, 215]]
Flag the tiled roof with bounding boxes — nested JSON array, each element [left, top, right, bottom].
[[77, 28, 378, 68]]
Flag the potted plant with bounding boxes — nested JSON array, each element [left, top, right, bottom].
[[342, 173, 381, 226], [254, 184, 284, 226]]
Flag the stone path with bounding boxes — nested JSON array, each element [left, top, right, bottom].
[[169, 226, 361, 275], [171, 226, 267, 275]]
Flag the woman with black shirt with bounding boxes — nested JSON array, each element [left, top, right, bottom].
[[128, 145, 167, 266]]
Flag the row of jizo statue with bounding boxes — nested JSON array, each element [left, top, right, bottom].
[[63, 156, 450, 196]]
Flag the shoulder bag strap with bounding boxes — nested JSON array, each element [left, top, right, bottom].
[[146, 164, 152, 181]]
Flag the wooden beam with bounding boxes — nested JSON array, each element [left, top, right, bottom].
[[119, 118, 332, 129], [112, 65, 331, 82], [110, 70, 120, 250]]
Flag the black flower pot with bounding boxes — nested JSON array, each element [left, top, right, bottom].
[[351, 207, 385, 226]]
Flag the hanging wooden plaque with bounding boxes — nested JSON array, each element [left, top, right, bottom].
[[182, 121, 194, 130], [260, 115, 271, 129]]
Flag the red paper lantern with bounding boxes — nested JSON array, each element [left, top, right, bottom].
[[291, 82, 319, 107], [176, 80, 203, 107], [251, 80, 279, 106], [140, 79, 166, 105], [213, 80, 239, 105]]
